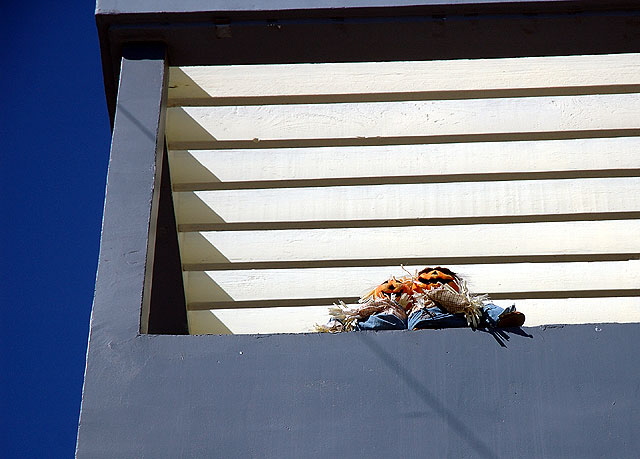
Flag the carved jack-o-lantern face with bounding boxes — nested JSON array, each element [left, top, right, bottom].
[[361, 267, 462, 306], [414, 267, 460, 292], [373, 277, 414, 298], [361, 277, 414, 302]]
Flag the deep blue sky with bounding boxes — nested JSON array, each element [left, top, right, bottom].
[[1, 2, 111, 457]]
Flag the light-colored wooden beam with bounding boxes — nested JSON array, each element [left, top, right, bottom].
[[178, 220, 640, 265], [184, 260, 640, 303], [168, 137, 640, 186], [168, 54, 640, 105], [166, 94, 640, 147], [173, 177, 640, 225], [187, 296, 640, 334]]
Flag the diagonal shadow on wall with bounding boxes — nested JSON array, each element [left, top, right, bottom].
[[355, 330, 505, 458]]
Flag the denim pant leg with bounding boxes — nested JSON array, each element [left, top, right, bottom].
[[356, 313, 407, 330], [409, 306, 468, 330]]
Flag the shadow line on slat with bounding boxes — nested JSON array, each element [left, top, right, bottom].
[[168, 84, 640, 107], [187, 289, 640, 310], [178, 212, 640, 232], [182, 253, 640, 271], [173, 168, 640, 191], [168, 129, 640, 150]]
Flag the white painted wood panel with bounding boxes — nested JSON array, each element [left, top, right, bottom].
[[187, 297, 640, 334], [168, 54, 640, 335], [185, 260, 640, 303], [510, 297, 640, 327], [174, 177, 640, 225], [168, 137, 640, 185], [168, 54, 640, 103], [179, 220, 640, 265], [166, 94, 640, 144], [187, 306, 332, 335]]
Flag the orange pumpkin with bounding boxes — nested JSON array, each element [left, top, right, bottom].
[[412, 267, 461, 293], [360, 267, 463, 314], [363, 277, 414, 301]]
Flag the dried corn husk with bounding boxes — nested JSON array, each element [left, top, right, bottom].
[[421, 281, 488, 329], [314, 296, 407, 333]]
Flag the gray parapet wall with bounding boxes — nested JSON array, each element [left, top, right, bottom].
[[81, 2, 640, 457]]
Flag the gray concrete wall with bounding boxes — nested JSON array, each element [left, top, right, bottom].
[[82, 4, 640, 457], [76, 324, 640, 458]]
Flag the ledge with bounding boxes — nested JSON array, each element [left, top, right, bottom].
[[76, 322, 640, 458]]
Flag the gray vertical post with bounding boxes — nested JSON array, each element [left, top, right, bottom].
[[76, 44, 168, 457], [85, 43, 167, 344]]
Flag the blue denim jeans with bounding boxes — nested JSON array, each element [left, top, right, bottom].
[[356, 303, 515, 331], [356, 313, 407, 331], [409, 303, 514, 330]]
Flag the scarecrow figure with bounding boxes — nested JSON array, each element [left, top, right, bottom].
[[316, 267, 525, 332]]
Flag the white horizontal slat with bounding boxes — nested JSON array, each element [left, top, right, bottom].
[[168, 54, 640, 102], [185, 260, 640, 303], [168, 137, 640, 185], [180, 220, 640, 265], [509, 297, 640, 327], [174, 177, 640, 225], [187, 297, 640, 334], [166, 94, 640, 144], [188, 306, 332, 335]]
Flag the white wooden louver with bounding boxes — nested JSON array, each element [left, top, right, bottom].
[[165, 54, 640, 334]]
